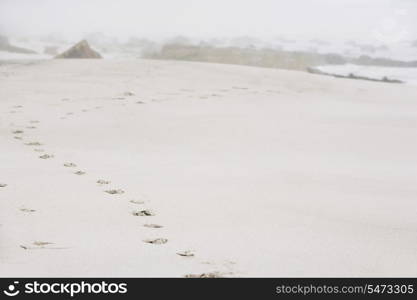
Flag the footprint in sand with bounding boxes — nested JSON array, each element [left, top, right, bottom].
[[66, 112, 74, 116], [26, 126, 36, 129], [20, 241, 53, 250], [29, 120, 40, 124], [74, 171, 86, 175], [97, 179, 111, 185], [12, 130, 24, 134], [0, 183, 7, 188], [105, 189, 124, 195], [132, 209, 155, 216], [20, 208, 36, 213], [177, 250, 195, 257], [39, 154, 54, 159], [143, 224, 163, 229], [143, 238, 168, 245], [34, 149, 45, 152], [25, 142, 42, 146], [20, 241, 68, 250], [129, 199, 144, 205], [14, 136, 23, 140], [64, 162, 77, 167], [81, 109, 88, 112], [136, 101, 145, 104], [184, 272, 225, 278]]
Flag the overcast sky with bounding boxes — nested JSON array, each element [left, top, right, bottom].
[[0, 0, 416, 42]]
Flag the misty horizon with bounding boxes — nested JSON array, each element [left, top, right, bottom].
[[0, 0, 416, 44]]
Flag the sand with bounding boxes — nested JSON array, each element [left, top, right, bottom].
[[0, 59, 417, 277]]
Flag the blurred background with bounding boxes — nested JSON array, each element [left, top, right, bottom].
[[1, 0, 416, 83]]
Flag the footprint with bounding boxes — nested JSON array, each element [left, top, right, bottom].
[[20, 241, 66, 250], [177, 250, 195, 257], [20, 241, 53, 250], [132, 209, 155, 216], [129, 199, 144, 205], [20, 208, 36, 213], [136, 101, 145, 104], [66, 112, 74, 115], [14, 136, 23, 140], [64, 162, 77, 167], [33, 241, 52, 247], [39, 154, 54, 159], [81, 109, 88, 112], [12, 130, 24, 134], [0, 183, 7, 188], [34, 149, 45, 152], [184, 272, 224, 278], [29, 120, 40, 124], [124, 91, 135, 96], [143, 224, 163, 228], [25, 142, 42, 146], [105, 189, 124, 195], [26, 126, 36, 129], [97, 179, 110, 185], [143, 238, 168, 245], [74, 171, 86, 175]]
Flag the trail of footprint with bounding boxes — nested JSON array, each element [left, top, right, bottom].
[[9, 114, 232, 276]]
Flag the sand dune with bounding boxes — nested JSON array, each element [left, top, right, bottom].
[[0, 59, 417, 277]]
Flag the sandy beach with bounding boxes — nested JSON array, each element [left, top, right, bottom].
[[1, 59, 417, 277]]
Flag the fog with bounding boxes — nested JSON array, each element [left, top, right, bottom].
[[0, 0, 416, 43]]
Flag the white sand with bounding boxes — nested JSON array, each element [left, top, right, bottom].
[[1, 59, 416, 277]]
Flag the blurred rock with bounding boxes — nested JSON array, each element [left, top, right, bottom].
[[55, 40, 102, 59]]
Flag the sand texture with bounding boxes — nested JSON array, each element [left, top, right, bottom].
[[1, 59, 417, 277]]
